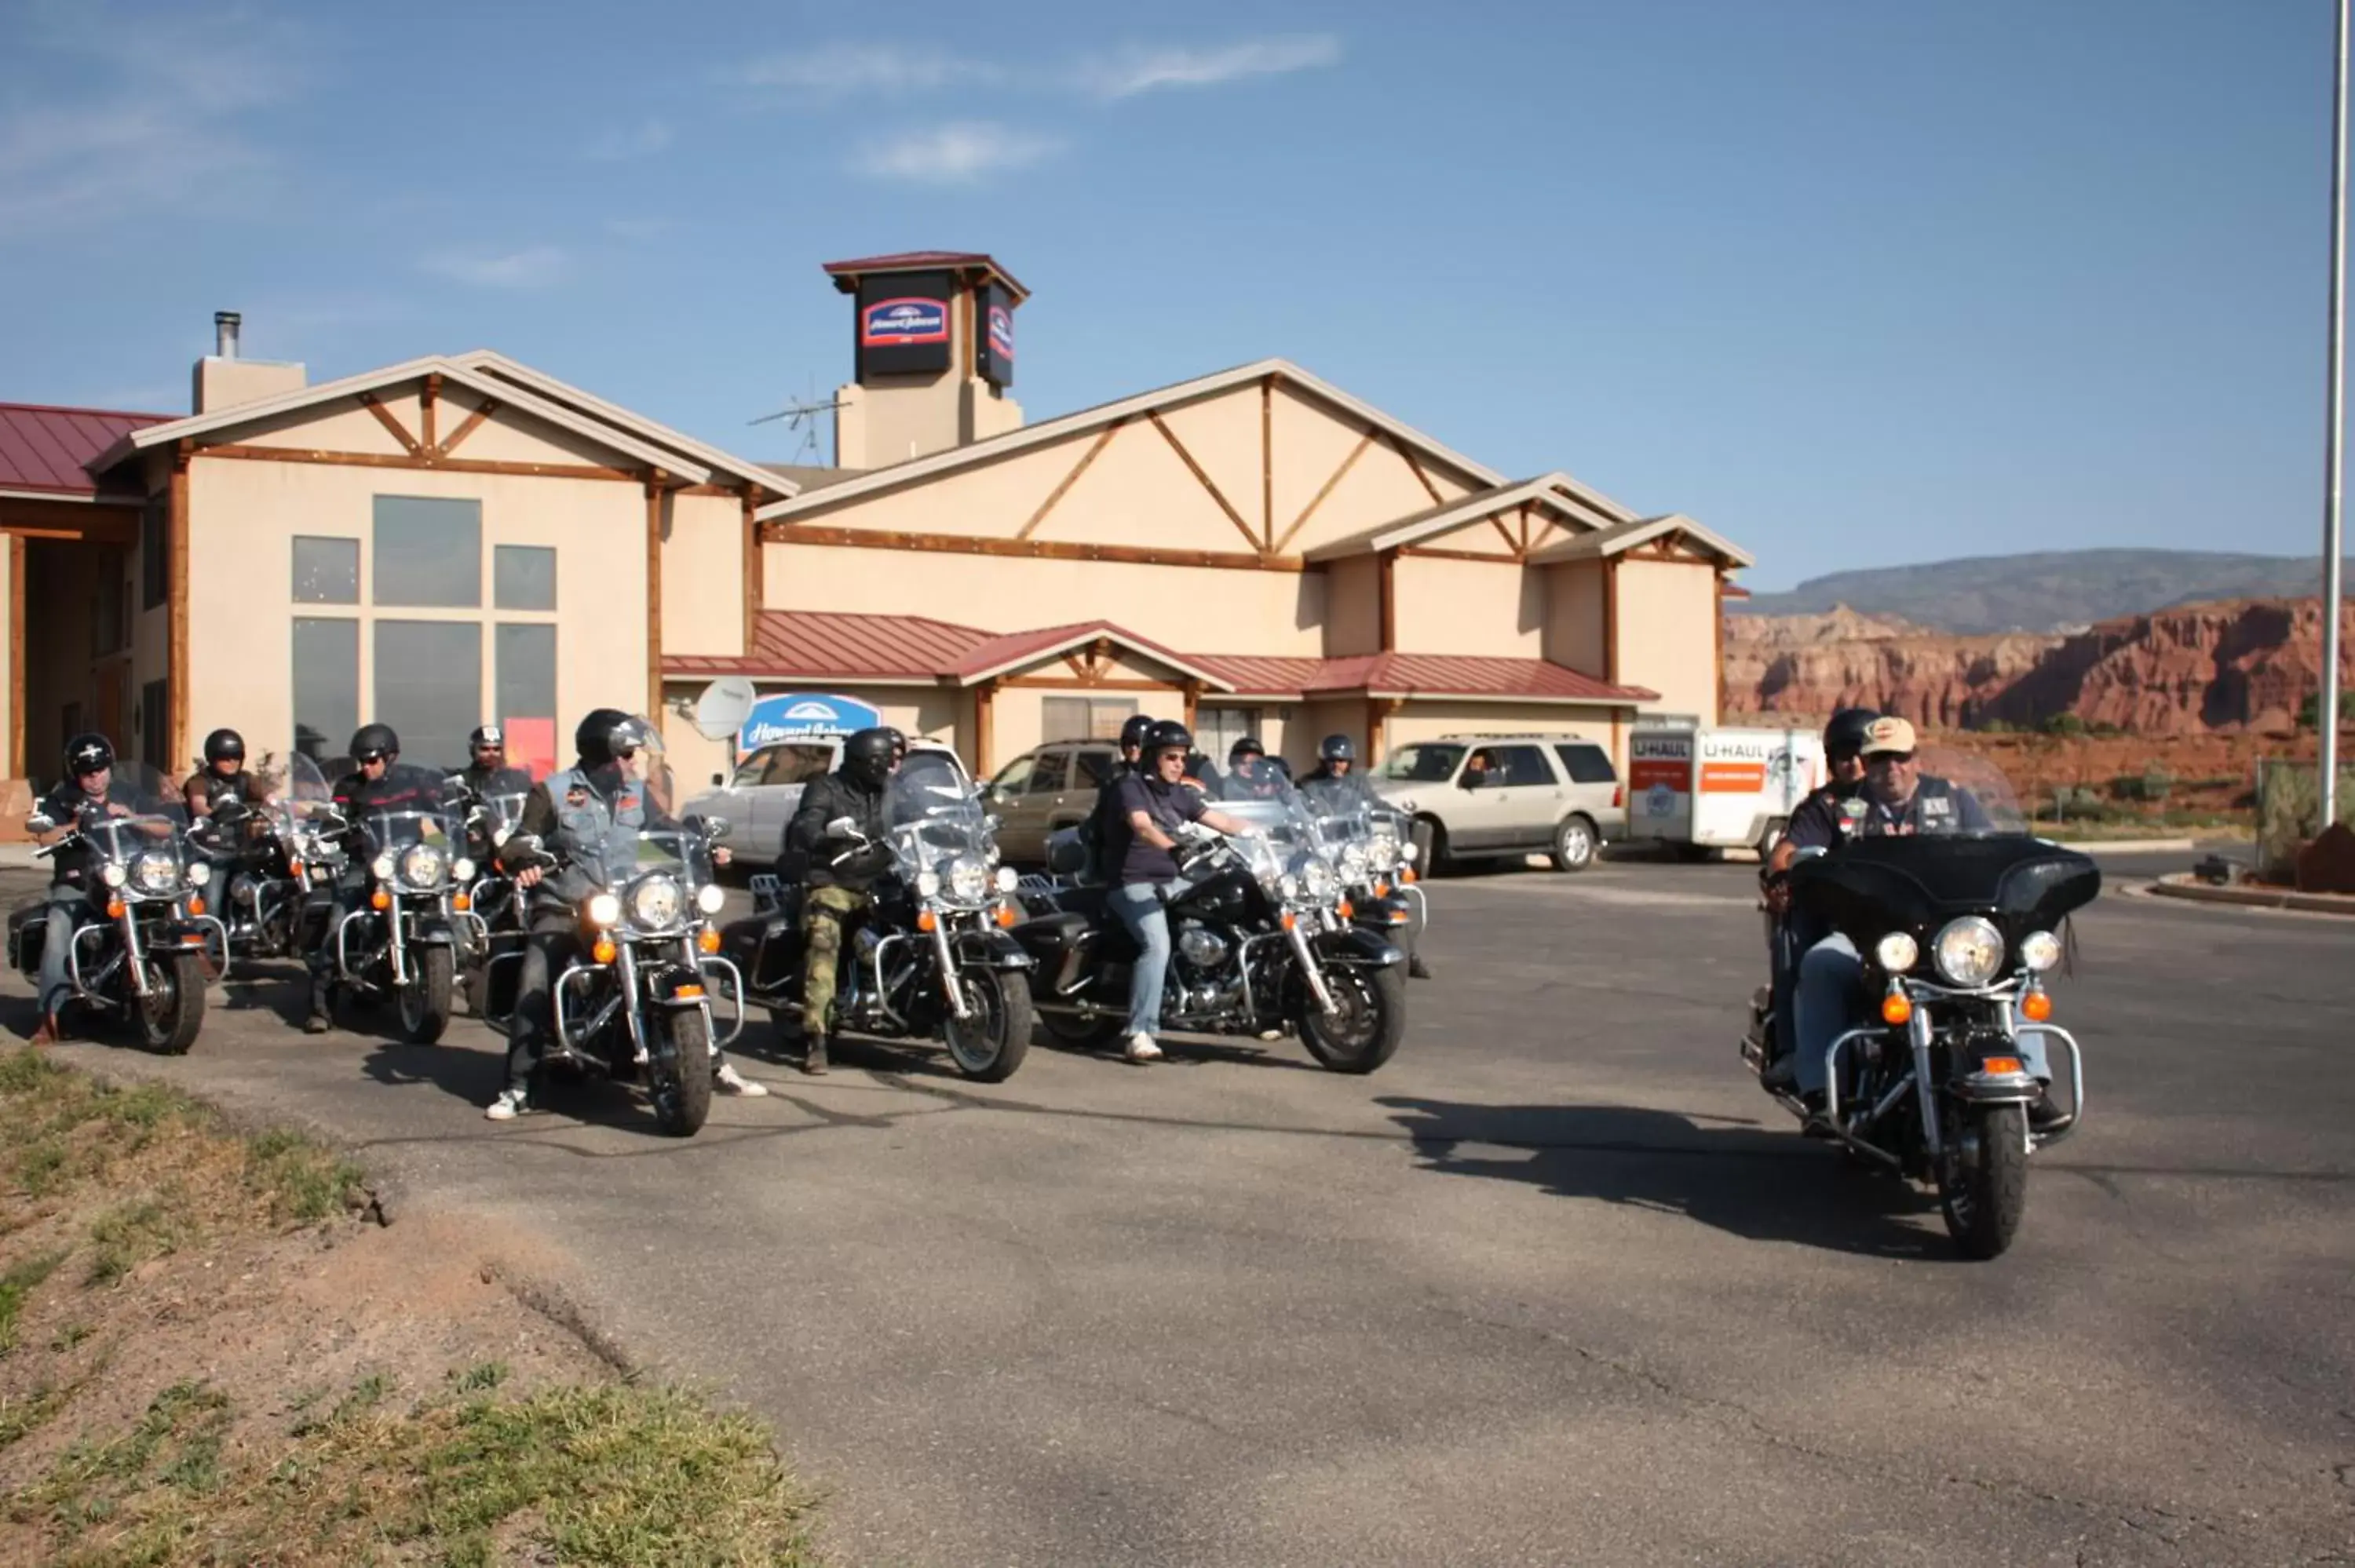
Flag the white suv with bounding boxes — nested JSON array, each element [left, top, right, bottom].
[[1372, 734, 1623, 873], [677, 736, 970, 863]]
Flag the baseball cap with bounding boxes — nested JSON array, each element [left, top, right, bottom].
[[1860, 717, 1918, 757]]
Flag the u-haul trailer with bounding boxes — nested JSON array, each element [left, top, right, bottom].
[[1624, 722, 1825, 855]]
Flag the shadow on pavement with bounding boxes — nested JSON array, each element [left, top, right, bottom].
[[1376, 1096, 1959, 1261]]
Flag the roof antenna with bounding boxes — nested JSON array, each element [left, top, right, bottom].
[[749, 375, 842, 466]]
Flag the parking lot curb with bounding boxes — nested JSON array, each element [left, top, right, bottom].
[[2146, 873, 2355, 917], [2046, 837, 2198, 855]]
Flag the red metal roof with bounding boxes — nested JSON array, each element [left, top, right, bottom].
[[0, 402, 172, 496], [667, 611, 1656, 706], [821, 250, 1029, 299]]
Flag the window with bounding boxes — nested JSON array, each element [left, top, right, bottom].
[[294, 536, 360, 604], [1555, 743, 1617, 785], [1484, 745, 1554, 787], [1074, 749, 1116, 786], [372, 496, 480, 607], [494, 545, 557, 611], [987, 756, 1034, 797], [374, 620, 481, 773], [1382, 743, 1464, 783], [492, 624, 557, 779], [141, 498, 166, 609], [91, 576, 123, 658], [138, 679, 167, 771], [293, 618, 360, 763], [899, 749, 963, 794], [1194, 707, 1261, 762], [1027, 749, 1069, 793], [1040, 695, 1135, 742], [755, 744, 835, 787]]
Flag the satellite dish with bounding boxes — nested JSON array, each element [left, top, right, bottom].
[[692, 677, 756, 742]]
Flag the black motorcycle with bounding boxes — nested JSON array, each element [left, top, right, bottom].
[[1310, 797, 1427, 973], [196, 750, 328, 964], [301, 768, 471, 1045], [1743, 819, 2098, 1260], [451, 781, 530, 1019], [497, 816, 738, 1136], [719, 771, 1035, 1081], [9, 764, 219, 1052], [1015, 786, 1408, 1073]]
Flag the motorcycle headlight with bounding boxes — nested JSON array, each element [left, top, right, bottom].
[[947, 856, 989, 904], [628, 875, 683, 930], [100, 861, 127, 889], [1933, 917, 2006, 988], [2019, 930, 2061, 973], [372, 853, 396, 881], [916, 870, 941, 899], [452, 857, 476, 884], [1297, 855, 1336, 904], [132, 850, 181, 895], [1398, 840, 1418, 864], [1874, 932, 1919, 973], [587, 892, 621, 928], [1338, 847, 1371, 887], [399, 843, 446, 889], [696, 882, 727, 915], [187, 860, 212, 887], [995, 865, 1019, 894]]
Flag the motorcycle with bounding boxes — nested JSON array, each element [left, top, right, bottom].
[[1309, 795, 1426, 970], [201, 750, 331, 963], [450, 779, 531, 1019], [719, 765, 1035, 1081], [8, 763, 223, 1052], [1740, 750, 2098, 1259], [496, 799, 739, 1137], [301, 764, 473, 1045], [1015, 779, 1408, 1073]]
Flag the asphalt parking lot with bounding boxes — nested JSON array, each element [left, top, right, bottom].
[[9, 851, 2353, 1566]]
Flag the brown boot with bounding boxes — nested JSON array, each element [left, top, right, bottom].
[[28, 1012, 60, 1047], [802, 1033, 830, 1076]]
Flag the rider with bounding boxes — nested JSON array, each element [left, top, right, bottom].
[[1107, 720, 1255, 1063], [28, 734, 149, 1043], [1083, 713, 1156, 881], [301, 724, 450, 1034], [780, 726, 898, 1076], [1780, 717, 2055, 1127], [455, 725, 533, 798], [182, 728, 270, 819], [1757, 706, 1879, 1085], [1219, 737, 1290, 802], [489, 709, 754, 1118], [1300, 734, 1433, 980]]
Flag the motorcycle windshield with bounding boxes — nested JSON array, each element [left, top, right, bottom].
[[360, 767, 466, 889], [69, 762, 193, 889], [885, 767, 999, 903], [629, 826, 713, 883]]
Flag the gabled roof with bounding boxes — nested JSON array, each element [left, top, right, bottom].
[[823, 250, 1029, 301], [0, 402, 171, 498], [90, 354, 791, 496], [1527, 512, 1754, 570], [1301, 472, 1635, 563], [450, 351, 798, 498], [947, 619, 1232, 688], [756, 358, 1509, 524], [1187, 651, 1656, 705]]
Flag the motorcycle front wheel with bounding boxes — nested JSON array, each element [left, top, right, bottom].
[[648, 1008, 713, 1137], [137, 951, 208, 1055], [1298, 962, 1406, 1074], [399, 946, 454, 1045], [1938, 1101, 2028, 1260], [942, 968, 1034, 1082]]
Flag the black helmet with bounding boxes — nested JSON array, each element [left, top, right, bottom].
[[1229, 736, 1265, 763], [1119, 713, 1157, 753], [574, 708, 631, 768], [1824, 707, 1881, 761], [1144, 720, 1194, 758], [349, 724, 399, 764], [1319, 734, 1355, 764], [842, 727, 896, 787], [64, 733, 114, 779], [469, 724, 504, 751], [203, 727, 246, 766], [882, 726, 907, 759]]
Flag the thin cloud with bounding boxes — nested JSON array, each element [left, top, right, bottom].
[[586, 118, 674, 161], [849, 122, 1059, 184], [420, 246, 571, 289], [735, 43, 992, 103], [1075, 35, 1342, 100]]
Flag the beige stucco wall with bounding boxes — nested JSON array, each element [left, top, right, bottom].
[[1613, 558, 1719, 724], [1390, 556, 1543, 658], [182, 433, 648, 768], [1266, 382, 1482, 556], [762, 542, 1327, 655], [1324, 556, 1380, 655], [659, 491, 745, 658], [1543, 560, 1608, 676], [1378, 701, 1620, 757], [1292, 698, 1366, 775]]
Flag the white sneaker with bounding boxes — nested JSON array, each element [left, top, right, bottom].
[[1124, 1032, 1163, 1063], [484, 1088, 531, 1121], [714, 1061, 769, 1097]]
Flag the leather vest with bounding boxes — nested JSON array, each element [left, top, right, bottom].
[[543, 767, 647, 895]]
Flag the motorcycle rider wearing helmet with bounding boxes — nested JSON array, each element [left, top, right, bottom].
[[298, 724, 455, 1034], [1219, 736, 1290, 803], [455, 725, 533, 799], [487, 709, 750, 1118], [1755, 707, 1878, 1083], [1108, 720, 1255, 1063], [1300, 734, 1433, 980], [1081, 713, 1157, 881], [27, 734, 153, 1043], [182, 728, 273, 820], [780, 726, 900, 1075]]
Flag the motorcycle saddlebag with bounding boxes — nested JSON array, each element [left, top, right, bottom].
[[7, 901, 45, 975]]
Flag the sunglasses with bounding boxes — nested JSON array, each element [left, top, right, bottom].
[[1867, 751, 1916, 766], [614, 747, 638, 760], [72, 763, 108, 779], [356, 751, 389, 764]]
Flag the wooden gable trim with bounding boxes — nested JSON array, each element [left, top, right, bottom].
[[740, 487, 762, 656], [1399, 544, 1521, 564], [1273, 428, 1375, 555], [356, 392, 423, 457], [437, 398, 498, 457], [1260, 376, 1275, 550], [1381, 429, 1445, 506], [761, 521, 1305, 574], [1148, 410, 1261, 554], [421, 374, 440, 451], [190, 443, 640, 482], [1017, 418, 1126, 541]]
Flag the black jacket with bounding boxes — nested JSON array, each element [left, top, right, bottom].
[[784, 769, 891, 892], [37, 781, 159, 890], [1299, 764, 1378, 815]]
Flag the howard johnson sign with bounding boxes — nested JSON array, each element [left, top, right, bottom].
[[738, 692, 884, 753]]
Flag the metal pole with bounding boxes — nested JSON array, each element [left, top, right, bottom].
[[2323, 0, 2349, 830]]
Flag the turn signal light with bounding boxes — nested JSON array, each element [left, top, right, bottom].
[[915, 909, 939, 932], [1400, 868, 1418, 885], [1373, 880, 1391, 899], [452, 892, 473, 912], [105, 898, 126, 919], [591, 935, 617, 964], [1980, 1056, 2026, 1076], [1335, 899, 1354, 920], [370, 888, 391, 911], [1280, 912, 1298, 931], [186, 896, 206, 917], [994, 902, 1019, 928], [1880, 990, 1913, 1026], [674, 984, 705, 1001], [2021, 989, 2054, 1023], [288, 859, 304, 877], [696, 926, 721, 954]]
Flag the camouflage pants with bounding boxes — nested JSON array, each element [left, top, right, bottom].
[[800, 884, 871, 1037]]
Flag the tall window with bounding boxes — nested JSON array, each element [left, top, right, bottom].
[[138, 680, 167, 771], [1195, 707, 1262, 760], [1041, 696, 1135, 742], [374, 622, 481, 774], [293, 536, 360, 603], [293, 619, 360, 764], [495, 623, 558, 778], [372, 496, 480, 607], [494, 545, 557, 611]]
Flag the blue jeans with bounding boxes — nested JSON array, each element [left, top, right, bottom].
[[1793, 933, 2050, 1096], [1108, 881, 1173, 1037], [38, 884, 86, 1019]]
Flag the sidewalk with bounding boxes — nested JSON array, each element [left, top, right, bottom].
[[2145, 872, 2355, 918]]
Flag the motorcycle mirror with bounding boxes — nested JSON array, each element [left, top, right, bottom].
[[702, 815, 732, 841], [826, 815, 856, 837], [25, 814, 54, 834]]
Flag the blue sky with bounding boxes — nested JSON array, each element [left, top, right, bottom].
[[0, 0, 2338, 589]]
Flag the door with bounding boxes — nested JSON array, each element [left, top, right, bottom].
[[1552, 742, 1623, 835], [1447, 746, 1518, 850], [1052, 747, 1116, 839], [1488, 745, 1565, 848], [984, 752, 1048, 864]]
